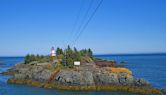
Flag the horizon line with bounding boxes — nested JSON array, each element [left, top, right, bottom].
[[0, 52, 166, 57]]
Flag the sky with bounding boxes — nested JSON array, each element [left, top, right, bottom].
[[0, 0, 166, 56]]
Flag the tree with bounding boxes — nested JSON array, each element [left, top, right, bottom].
[[59, 48, 63, 55], [88, 48, 93, 59], [67, 57, 73, 68], [73, 47, 81, 61], [24, 54, 53, 64], [24, 54, 30, 64], [67, 45, 71, 50], [56, 47, 60, 55], [24, 54, 36, 64], [74, 47, 77, 52]]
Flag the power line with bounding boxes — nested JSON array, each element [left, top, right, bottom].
[[67, 0, 84, 45], [71, 0, 104, 47], [64, 0, 85, 66], [70, 0, 94, 46], [62, 0, 103, 64]]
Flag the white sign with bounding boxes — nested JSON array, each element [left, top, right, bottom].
[[74, 61, 80, 66]]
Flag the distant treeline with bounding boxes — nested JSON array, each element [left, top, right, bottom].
[[24, 45, 93, 67]]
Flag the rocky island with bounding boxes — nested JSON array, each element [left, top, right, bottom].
[[2, 46, 164, 95]]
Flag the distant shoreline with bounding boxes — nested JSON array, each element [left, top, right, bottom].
[[1, 53, 166, 58], [95, 53, 166, 56]]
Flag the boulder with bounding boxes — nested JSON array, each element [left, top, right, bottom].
[[14, 68, 30, 79], [117, 73, 134, 86], [33, 69, 52, 82], [81, 71, 94, 85], [55, 70, 81, 85], [55, 70, 95, 86], [14, 73, 27, 80], [94, 72, 119, 85], [134, 78, 150, 87]]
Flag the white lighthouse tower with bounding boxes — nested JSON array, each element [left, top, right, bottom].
[[51, 47, 56, 57]]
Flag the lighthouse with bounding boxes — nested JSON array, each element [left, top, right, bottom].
[[51, 47, 56, 57]]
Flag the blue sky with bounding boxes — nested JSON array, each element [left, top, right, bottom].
[[0, 0, 166, 56]]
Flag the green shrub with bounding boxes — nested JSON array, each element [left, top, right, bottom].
[[24, 54, 52, 64]]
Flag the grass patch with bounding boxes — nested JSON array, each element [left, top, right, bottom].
[[110, 67, 132, 75]]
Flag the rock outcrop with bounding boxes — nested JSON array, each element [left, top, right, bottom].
[[5, 60, 159, 95], [94, 58, 116, 67], [11, 63, 53, 82], [7, 62, 151, 87], [55, 70, 95, 86], [55, 67, 150, 87], [14, 66, 52, 82]]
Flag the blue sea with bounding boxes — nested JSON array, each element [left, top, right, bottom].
[[0, 54, 166, 95]]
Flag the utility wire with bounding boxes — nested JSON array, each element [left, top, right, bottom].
[[63, 0, 104, 64], [71, 0, 104, 47], [64, 0, 84, 65], [70, 0, 94, 46], [67, 0, 84, 45]]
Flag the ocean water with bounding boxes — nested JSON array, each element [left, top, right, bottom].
[[0, 54, 166, 95], [96, 54, 166, 89]]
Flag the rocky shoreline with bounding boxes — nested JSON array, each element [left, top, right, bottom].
[[7, 79, 162, 94], [2, 59, 164, 95]]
